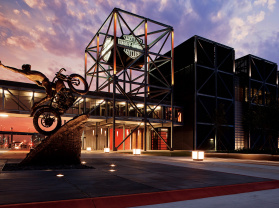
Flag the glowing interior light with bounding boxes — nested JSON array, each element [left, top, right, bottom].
[[133, 149, 141, 155], [86, 147, 92, 151], [155, 106, 161, 110], [137, 104, 144, 108], [117, 131, 118, 137], [74, 98, 83, 106], [101, 128, 103, 134], [56, 174, 64, 177], [93, 130, 94, 135], [192, 151, 204, 161], [96, 99, 104, 105], [0, 114, 8, 117], [104, 148, 110, 153]]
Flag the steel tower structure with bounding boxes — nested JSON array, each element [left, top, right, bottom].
[[85, 8, 174, 151]]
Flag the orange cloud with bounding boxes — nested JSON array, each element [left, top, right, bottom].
[[13, 9, 20, 15], [22, 10, 31, 18], [24, 0, 46, 9], [7, 36, 36, 50]]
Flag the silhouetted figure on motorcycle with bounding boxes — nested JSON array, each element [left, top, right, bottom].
[[0, 61, 89, 135]]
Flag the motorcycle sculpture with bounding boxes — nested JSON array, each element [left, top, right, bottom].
[[0, 61, 89, 136], [31, 68, 89, 135]]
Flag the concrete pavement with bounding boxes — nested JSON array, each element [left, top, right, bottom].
[[0, 150, 279, 207]]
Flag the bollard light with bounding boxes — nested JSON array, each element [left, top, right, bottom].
[[133, 149, 141, 155], [192, 151, 204, 161], [104, 148, 110, 153]]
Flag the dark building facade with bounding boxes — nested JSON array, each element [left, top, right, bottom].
[[154, 35, 278, 151], [153, 35, 235, 150], [235, 55, 278, 150]]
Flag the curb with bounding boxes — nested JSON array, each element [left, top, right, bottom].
[[1, 180, 279, 208]]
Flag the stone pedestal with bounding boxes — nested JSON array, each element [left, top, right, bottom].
[[20, 114, 89, 165]]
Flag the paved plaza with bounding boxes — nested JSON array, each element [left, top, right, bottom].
[[0, 150, 279, 207]]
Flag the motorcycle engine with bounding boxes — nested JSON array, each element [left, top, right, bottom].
[[53, 89, 76, 114]]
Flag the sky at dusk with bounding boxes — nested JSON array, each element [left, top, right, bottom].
[[0, 0, 278, 84], [0, 0, 279, 135]]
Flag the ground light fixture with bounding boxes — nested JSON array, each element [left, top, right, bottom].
[[86, 147, 92, 151], [192, 151, 204, 161], [56, 174, 64, 177], [133, 149, 141, 155], [104, 148, 110, 153]]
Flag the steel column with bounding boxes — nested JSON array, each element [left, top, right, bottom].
[[143, 20, 148, 151], [194, 37, 197, 150], [112, 10, 117, 151], [96, 35, 99, 91], [170, 30, 174, 151]]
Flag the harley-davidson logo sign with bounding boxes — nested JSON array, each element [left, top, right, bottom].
[[118, 35, 143, 59], [101, 37, 113, 62], [100, 35, 144, 70]]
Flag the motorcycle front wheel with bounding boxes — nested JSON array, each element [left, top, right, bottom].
[[33, 107, 62, 136], [68, 74, 89, 95]]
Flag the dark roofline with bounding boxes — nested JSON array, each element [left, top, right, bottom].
[[174, 35, 234, 51], [236, 54, 278, 66]]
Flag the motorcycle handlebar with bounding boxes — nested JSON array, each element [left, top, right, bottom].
[[55, 68, 67, 77], [59, 68, 66, 73]]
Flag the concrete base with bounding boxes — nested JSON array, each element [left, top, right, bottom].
[[20, 114, 89, 165]]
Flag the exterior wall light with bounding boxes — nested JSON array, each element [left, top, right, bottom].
[[104, 148, 110, 153], [133, 149, 141, 155], [86, 147, 92, 151], [56, 174, 64, 177], [192, 151, 204, 161], [81, 161, 86, 164]]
